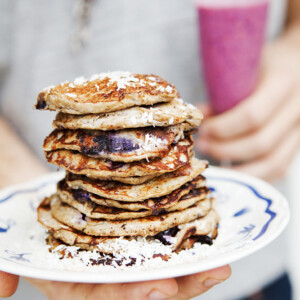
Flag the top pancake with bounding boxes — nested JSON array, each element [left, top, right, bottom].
[[35, 72, 179, 114], [53, 98, 202, 130]]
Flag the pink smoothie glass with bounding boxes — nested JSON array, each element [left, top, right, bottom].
[[196, 0, 269, 114]]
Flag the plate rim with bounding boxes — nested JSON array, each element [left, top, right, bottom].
[[0, 167, 290, 283]]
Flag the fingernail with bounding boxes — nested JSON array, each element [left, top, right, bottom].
[[149, 290, 169, 300], [203, 278, 223, 288]]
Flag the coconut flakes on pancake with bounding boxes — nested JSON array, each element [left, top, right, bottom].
[[39, 198, 218, 255], [43, 123, 197, 162], [65, 158, 207, 202], [45, 136, 194, 181], [53, 98, 202, 130], [50, 194, 212, 237], [35, 72, 179, 114], [57, 182, 210, 220], [58, 175, 207, 213]]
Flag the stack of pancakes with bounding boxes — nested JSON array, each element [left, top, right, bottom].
[[35, 72, 218, 257]]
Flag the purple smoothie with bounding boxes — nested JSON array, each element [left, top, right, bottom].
[[197, 0, 269, 113]]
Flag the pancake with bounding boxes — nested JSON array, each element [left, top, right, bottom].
[[39, 199, 218, 254], [50, 195, 212, 237], [58, 175, 207, 213], [43, 123, 196, 162], [58, 182, 210, 220], [65, 158, 207, 201], [98, 174, 157, 185], [35, 72, 179, 114], [172, 209, 219, 252], [45, 136, 194, 180], [54, 192, 151, 220], [53, 98, 202, 130], [38, 198, 118, 251]]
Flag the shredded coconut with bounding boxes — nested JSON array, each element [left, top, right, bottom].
[[147, 76, 158, 82], [148, 81, 156, 87], [156, 86, 166, 92], [148, 112, 154, 123], [140, 134, 168, 152], [179, 154, 187, 163], [74, 76, 86, 85], [140, 112, 154, 124], [43, 234, 229, 272], [89, 72, 139, 91], [65, 93, 77, 97], [130, 116, 137, 125], [166, 85, 173, 93]]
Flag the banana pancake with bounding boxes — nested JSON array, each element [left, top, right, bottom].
[[39, 198, 218, 254], [58, 175, 207, 213], [58, 182, 210, 220], [45, 136, 194, 181], [38, 198, 120, 251], [53, 98, 202, 130], [65, 158, 207, 202], [96, 174, 157, 185], [50, 195, 212, 237], [171, 209, 219, 252], [43, 122, 197, 162], [35, 72, 179, 114]]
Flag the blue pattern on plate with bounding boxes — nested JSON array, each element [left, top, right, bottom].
[[207, 176, 276, 241], [233, 208, 250, 217], [4, 250, 31, 263], [239, 224, 255, 235], [0, 219, 15, 233], [0, 180, 57, 204]]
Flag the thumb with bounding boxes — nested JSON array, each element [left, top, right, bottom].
[[91, 279, 178, 300], [27, 277, 178, 300], [0, 271, 19, 297], [170, 265, 232, 300]]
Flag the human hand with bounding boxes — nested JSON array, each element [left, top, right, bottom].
[[0, 271, 19, 297], [196, 25, 300, 182], [27, 265, 231, 300]]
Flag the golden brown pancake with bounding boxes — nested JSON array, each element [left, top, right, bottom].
[[43, 123, 196, 162], [39, 198, 218, 254], [50, 194, 212, 237], [65, 158, 208, 202], [35, 72, 179, 114], [53, 98, 202, 130], [58, 180, 210, 220], [45, 136, 194, 181], [57, 175, 207, 213]]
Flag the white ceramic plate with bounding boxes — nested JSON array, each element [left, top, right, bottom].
[[0, 167, 289, 283]]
